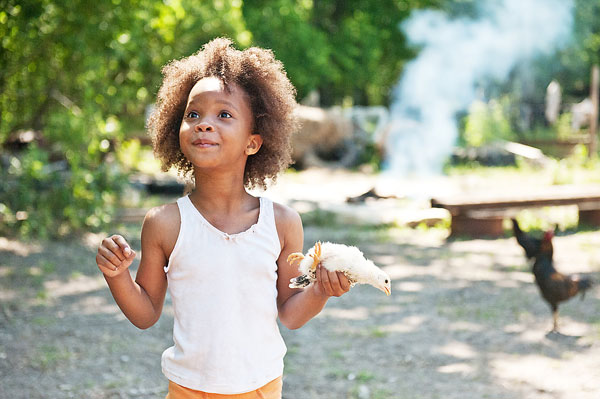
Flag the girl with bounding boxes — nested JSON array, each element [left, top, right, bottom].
[[95, 38, 350, 398]]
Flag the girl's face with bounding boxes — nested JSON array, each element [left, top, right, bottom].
[[179, 77, 262, 172]]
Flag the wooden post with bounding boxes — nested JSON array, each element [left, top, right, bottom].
[[590, 64, 599, 157]]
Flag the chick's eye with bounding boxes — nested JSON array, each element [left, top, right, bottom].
[[385, 279, 389, 283], [219, 111, 232, 118], [186, 111, 199, 118]]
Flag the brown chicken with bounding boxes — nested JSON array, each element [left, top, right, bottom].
[[512, 219, 593, 332]]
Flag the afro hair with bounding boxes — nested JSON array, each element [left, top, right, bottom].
[[147, 37, 298, 189]]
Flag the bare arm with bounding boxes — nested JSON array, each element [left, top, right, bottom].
[[274, 204, 350, 330], [96, 204, 178, 329]]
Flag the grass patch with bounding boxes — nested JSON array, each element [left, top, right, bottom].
[[349, 385, 393, 399], [300, 208, 340, 228], [354, 370, 375, 382], [39, 260, 56, 274], [4, 266, 45, 289], [368, 327, 388, 338], [371, 389, 395, 399], [31, 344, 72, 371], [325, 367, 349, 380], [32, 316, 57, 327]]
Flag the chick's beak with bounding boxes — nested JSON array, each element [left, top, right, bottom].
[[383, 286, 391, 296]]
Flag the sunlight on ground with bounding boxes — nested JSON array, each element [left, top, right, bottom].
[[44, 275, 105, 300], [492, 352, 600, 394], [447, 321, 485, 332], [437, 362, 475, 375], [380, 315, 426, 334], [395, 281, 424, 292], [319, 306, 370, 321], [0, 237, 42, 256], [437, 340, 478, 359]]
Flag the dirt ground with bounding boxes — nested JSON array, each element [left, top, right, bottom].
[[1, 168, 600, 399]]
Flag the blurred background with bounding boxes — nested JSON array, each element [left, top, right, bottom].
[[2, 0, 599, 237]]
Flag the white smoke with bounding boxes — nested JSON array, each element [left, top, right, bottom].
[[384, 0, 574, 176]]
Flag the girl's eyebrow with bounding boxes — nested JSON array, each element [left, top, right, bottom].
[[215, 100, 240, 113], [188, 98, 240, 113]]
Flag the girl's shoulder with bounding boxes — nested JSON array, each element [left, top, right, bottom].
[[141, 201, 181, 258], [270, 200, 303, 258], [272, 201, 301, 224], [143, 201, 180, 226], [142, 202, 181, 240], [272, 200, 302, 236]]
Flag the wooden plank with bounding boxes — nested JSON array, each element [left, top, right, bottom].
[[431, 185, 600, 215], [451, 214, 504, 237], [580, 209, 600, 225], [434, 197, 600, 215], [115, 208, 148, 223]]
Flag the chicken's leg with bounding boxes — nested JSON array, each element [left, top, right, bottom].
[[287, 253, 305, 267], [308, 241, 322, 271], [552, 308, 559, 332], [288, 242, 322, 289]]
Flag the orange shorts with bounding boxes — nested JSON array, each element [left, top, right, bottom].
[[166, 376, 282, 399]]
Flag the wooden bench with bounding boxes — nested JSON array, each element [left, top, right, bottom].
[[431, 185, 600, 237]]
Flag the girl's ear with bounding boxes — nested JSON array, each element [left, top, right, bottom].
[[245, 134, 263, 155]]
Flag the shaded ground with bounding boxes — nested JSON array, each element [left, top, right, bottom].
[[2, 168, 600, 398]]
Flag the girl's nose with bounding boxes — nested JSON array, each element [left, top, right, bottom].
[[195, 120, 214, 132]]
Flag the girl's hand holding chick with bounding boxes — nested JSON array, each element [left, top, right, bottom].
[[96, 234, 137, 278], [313, 264, 351, 298]]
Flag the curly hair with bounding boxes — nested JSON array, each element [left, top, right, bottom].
[[147, 37, 298, 189]]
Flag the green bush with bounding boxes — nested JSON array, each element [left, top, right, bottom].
[[0, 0, 248, 238], [462, 97, 515, 147], [0, 143, 125, 239]]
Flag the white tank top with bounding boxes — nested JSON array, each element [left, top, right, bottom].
[[161, 195, 286, 394]]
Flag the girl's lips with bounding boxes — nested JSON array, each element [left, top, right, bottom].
[[192, 139, 218, 147]]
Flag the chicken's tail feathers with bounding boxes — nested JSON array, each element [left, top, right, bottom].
[[577, 276, 594, 300], [289, 274, 312, 289]]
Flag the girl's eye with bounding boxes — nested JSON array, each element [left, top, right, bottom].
[[219, 111, 232, 118], [186, 111, 199, 118]]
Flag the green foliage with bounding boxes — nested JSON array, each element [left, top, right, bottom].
[[512, 207, 578, 233], [300, 208, 340, 228], [0, 0, 248, 237], [462, 97, 515, 146], [352, 141, 383, 172], [116, 138, 161, 174], [1, 143, 125, 238], [556, 0, 600, 97], [242, 0, 441, 105], [0, 0, 250, 142], [555, 112, 575, 140], [548, 144, 600, 185]]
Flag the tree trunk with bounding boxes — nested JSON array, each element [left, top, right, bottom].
[[590, 64, 599, 157]]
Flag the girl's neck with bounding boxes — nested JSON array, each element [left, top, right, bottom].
[[188, 170, 253, 213]]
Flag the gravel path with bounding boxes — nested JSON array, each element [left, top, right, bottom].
[[2, 169, 600, 399]]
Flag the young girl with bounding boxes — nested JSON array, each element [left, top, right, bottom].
[[95, 38, 350, 398]]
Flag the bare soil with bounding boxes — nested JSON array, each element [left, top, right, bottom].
[[2, 168, 600, 399]]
